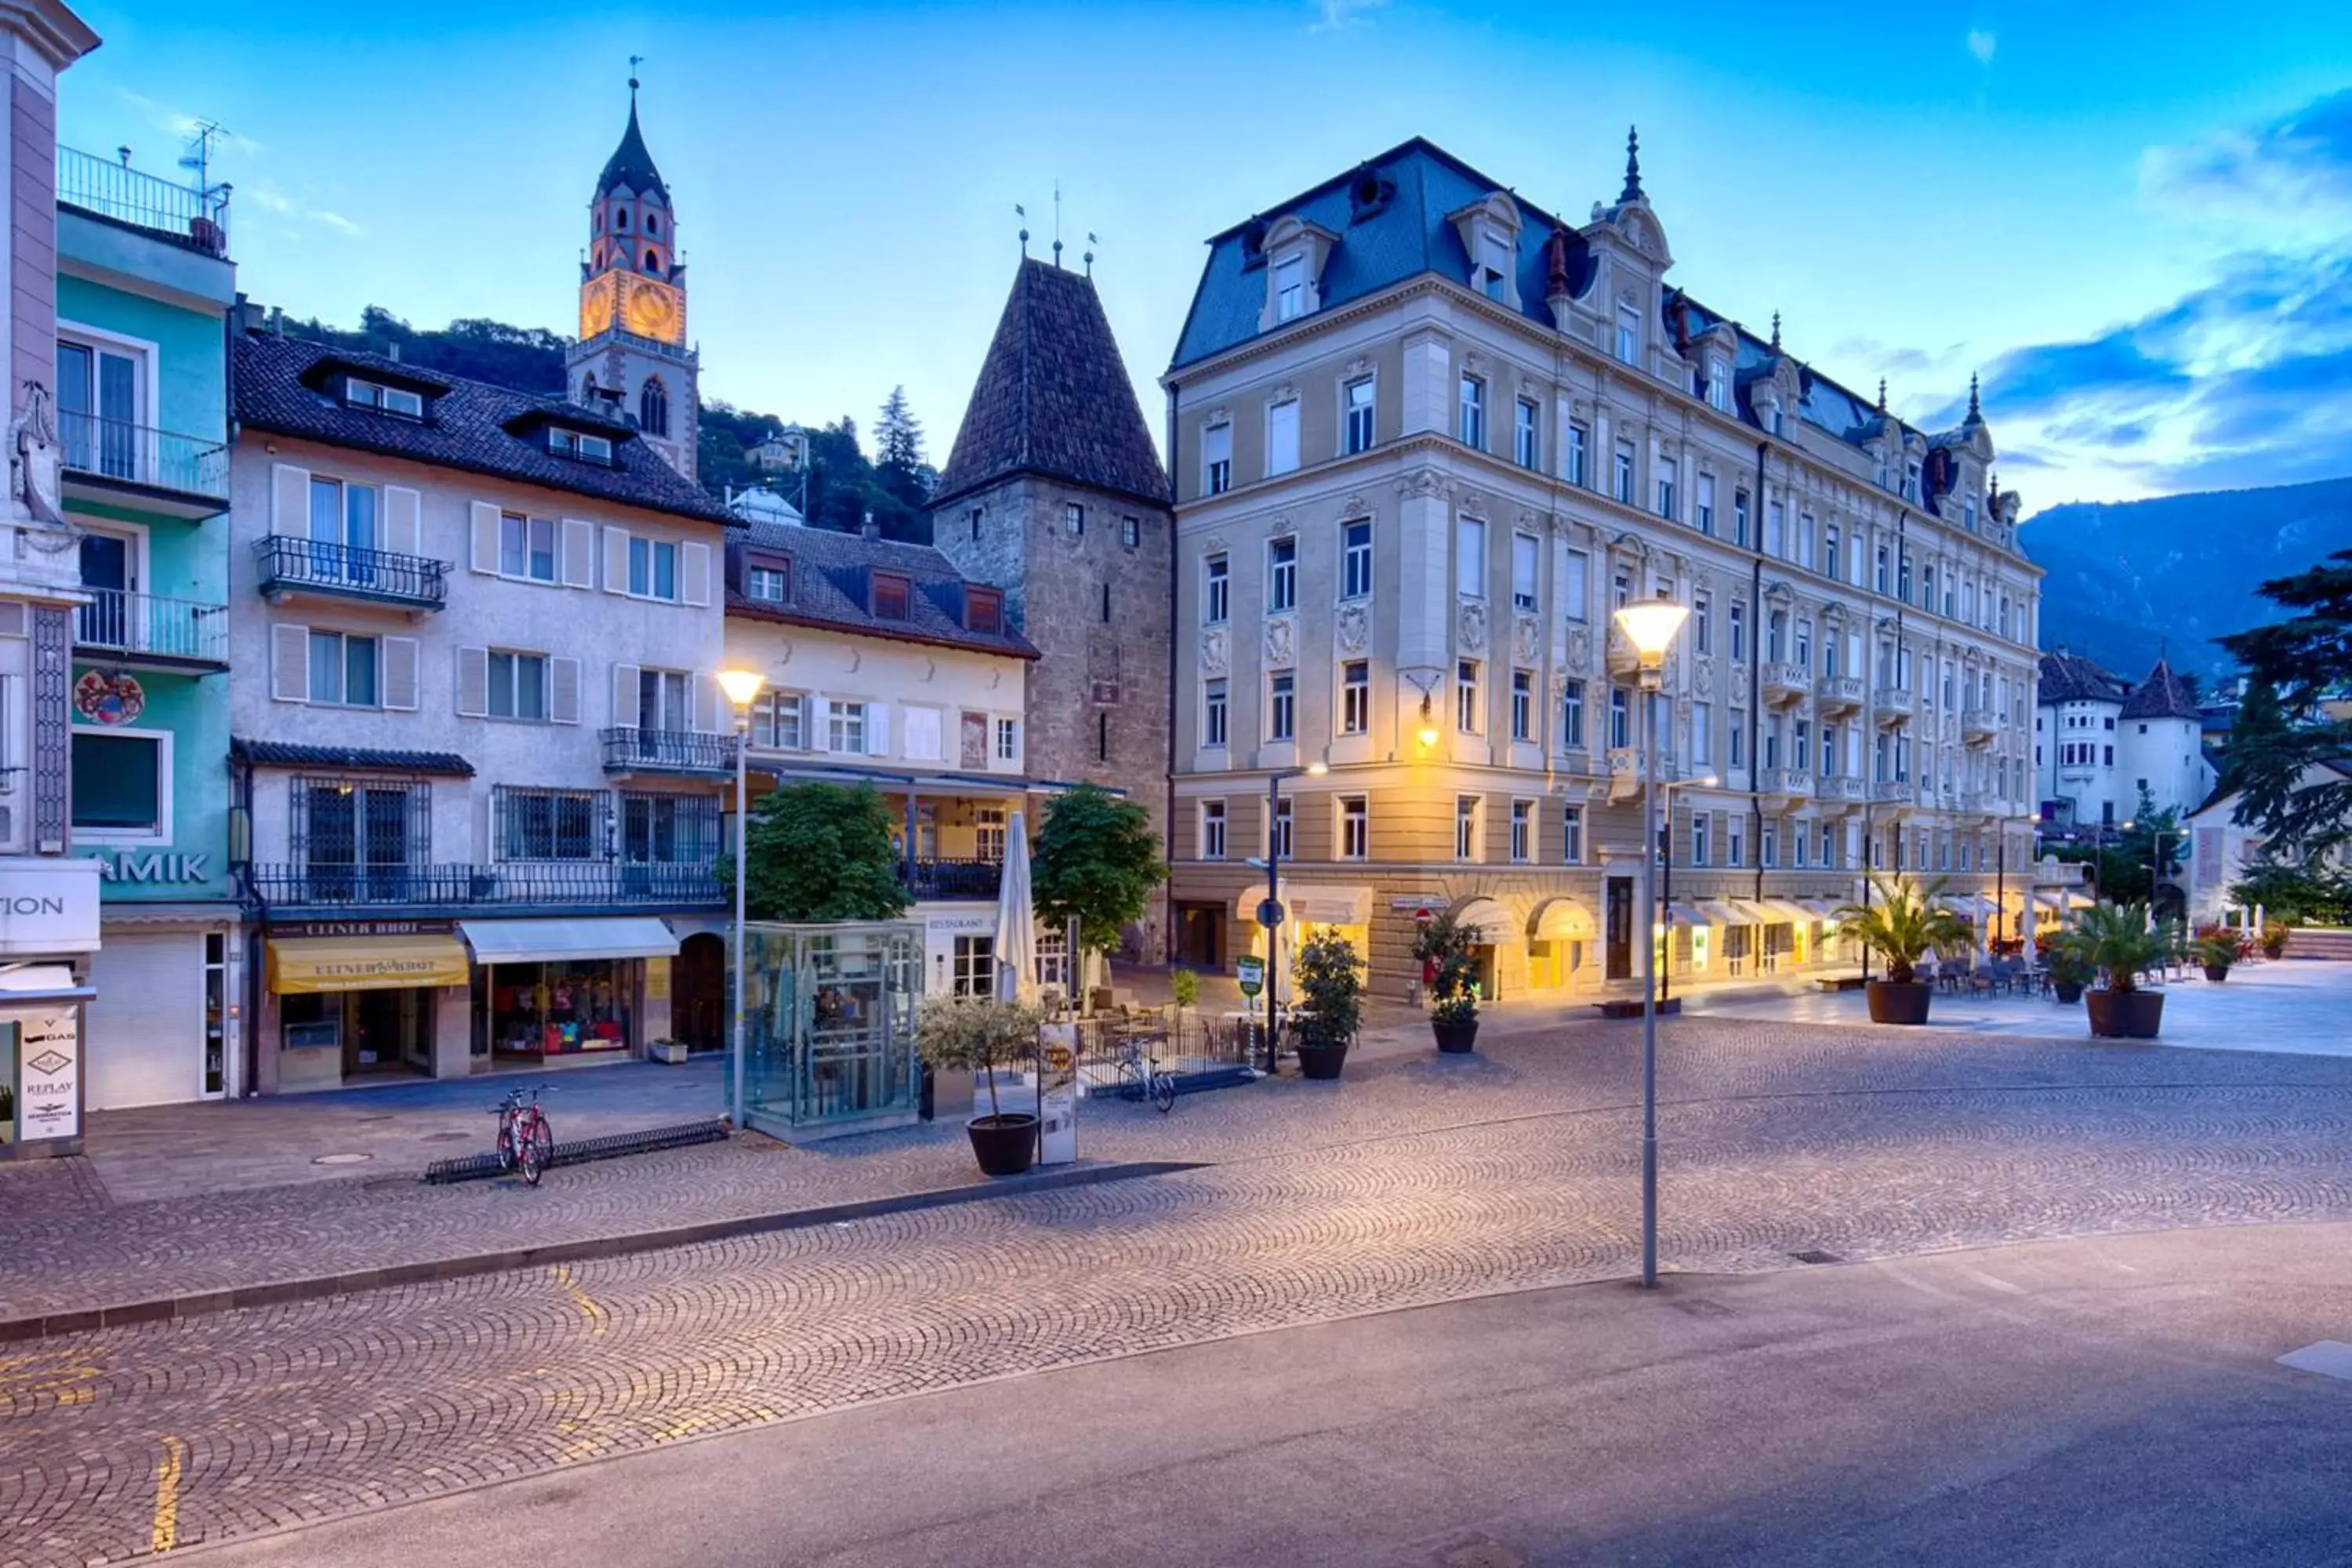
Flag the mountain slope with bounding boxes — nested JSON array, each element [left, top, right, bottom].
[[2023, 476, 2352, 684]]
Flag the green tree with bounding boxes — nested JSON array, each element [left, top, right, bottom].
[[2220, 550, 2352, 855], [1029, 783, 1166, 953], [2228, 844, 2352, 926], [723, 783, 909, 922], [874, 385, 931, 501]]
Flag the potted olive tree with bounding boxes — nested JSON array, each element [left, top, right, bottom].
[[917, 997, 1045, 1176], [1835, 874, 1969, 1025], [1291, 930, 1364, 1080], [2074, 902, 2170, 1039], [1413, 910, 1485, 1053]]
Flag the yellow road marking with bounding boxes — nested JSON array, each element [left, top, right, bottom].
[[151, 1434, 184, 1553], [552, 1265, 607, 1334]]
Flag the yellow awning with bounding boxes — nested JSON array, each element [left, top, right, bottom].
[[268, 935, 470, 995]]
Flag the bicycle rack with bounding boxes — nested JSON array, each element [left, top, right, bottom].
[[424, 1116, 731, 1184]]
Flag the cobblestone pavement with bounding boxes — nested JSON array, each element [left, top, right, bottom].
[[9, 1018, 2352, 1563]]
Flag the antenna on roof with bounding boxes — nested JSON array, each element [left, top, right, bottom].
[[178, 121, 230, 192], [1052, 179, 1063, 268], [1015, 204, 1029, 259], [1084, 232, 1097, 278]]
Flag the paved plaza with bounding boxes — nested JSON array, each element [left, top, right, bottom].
[[8, 985, 2352, 1564]]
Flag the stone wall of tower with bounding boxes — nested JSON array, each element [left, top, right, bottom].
[[567, 339, 699, 485], [934, 474, 1174, 960]]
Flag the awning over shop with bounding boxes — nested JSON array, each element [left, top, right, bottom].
[[1663, 901, 1705, 927], [1528, 897, 1596, 940], [1451, 897, 1513, 942], [267, 935, 469, 995], [459, 916, 681, 966], [1797, 898, 1842, 919], [1231, 885, 1374, 925], [0, 964, 96, 1004], [1693, 899, 1746, 927]]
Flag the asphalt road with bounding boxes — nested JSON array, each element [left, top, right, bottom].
[[187, 1221, 2352, 1568]]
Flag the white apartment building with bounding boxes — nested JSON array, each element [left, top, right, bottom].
[[1163, 135, 2043, 998], [227, 327, 736, 1090], [2034, 648, 2213, 832]]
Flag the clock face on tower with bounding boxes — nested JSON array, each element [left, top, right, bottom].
[[578, 273, 618, 341], [622, 274, 686, 343]]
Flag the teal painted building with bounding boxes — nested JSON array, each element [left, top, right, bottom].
[[56, 148, 239, 1107]]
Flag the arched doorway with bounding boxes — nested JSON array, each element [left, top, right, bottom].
[[673, 932, 726, 1052]]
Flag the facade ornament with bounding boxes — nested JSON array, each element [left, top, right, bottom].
[[1341, 492, 1367, 517], [1345, 356, 1373, 378], [1397, 467, 1450, 500], [1457, 597, 1489, 654], [1564, 623, 1592, 671], [1262, 616, 1295, 669], [13, 380, 71, 541], [1693, 655, 1714, 699], [1200, 626, 1229, 676], [1513, 612, 1541, 665], [1457, 488, 1488, 519], [1334, 601, 1370, 655]]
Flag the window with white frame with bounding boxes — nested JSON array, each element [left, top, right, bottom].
[[1562, 678, 1585, 749], [1691, 811, 1711, 866], [1693, 591, 1712, 654], [487, 650, 550, 720], [1267, 397, 1301, 476], [1121, 515, 1141, 548], [1563, 548, 1589, 622], [1268, 536, 1298, 613], [1476, 230, 1512, 299], [307, 630, 379, 707], [1727, 820, 1744, 867], [1203, 423, 1232, 495], [1706, 358, 1730, 412], [1610, 686, 1631, 749], [1341, 519, 1373, 599], [1204, 553, 1229, 623], [1561, 803, 1584, 864], [71, 730, 167, 840], [1763, 499, 1784, 559], [1200, 799, 1228, 858], [1514, 397, 1540, 468], [1341, 660, 1370, 735], [1457, 515, 1486, 597], [1696, 472, 1715, 535], [307, 474, 378, 559], [1656, 457, 1677, 521], [1510, 532, 1539, 612], [1268, 671, 1295, 741], [827, 699, 868, 753], [1613, 441, 1635, 505], [1692, 700, 1712, 765], [747, 564, 787, 601], [1340, 796, 1369, 859], [1729, 602, 1747, 662], [1063, 502, 1085, 537], [1824, 525, 1841, 583], [1458, 375, 1486, 448], [1456, 794, 1482, 860], [626, 535, 679, 601], [1344, 377, 1375, 455], [1457, 659, 1481, 732], [952, 934, 995, 998], [1511, 670, 1533, 741], [1566, 421, 1588, 487], [996, 717, 1018, 760], [1797, 513, 1816, 570], [751, 691, 805, 750], [500, 512, 557, 582], [1270, 796, 1294, 860], [1616, 301, 1641, 364], [1273, 252, 1306, 321], [1203, 678, 1229, 748], [1510, 799, 1532, 862], [1733, 489, 1751, 548]]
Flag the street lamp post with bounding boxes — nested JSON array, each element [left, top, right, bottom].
[[1257, 760, 1328, 1073], [717, 668, 767, 1131], [1614, 598, 1690, 1291]]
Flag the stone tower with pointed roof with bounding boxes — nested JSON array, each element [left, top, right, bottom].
[[565, 78, 699, 481], [932, 257, 1174, 958]]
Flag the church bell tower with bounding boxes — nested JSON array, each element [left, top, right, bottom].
[[566, 74, 700, 482]]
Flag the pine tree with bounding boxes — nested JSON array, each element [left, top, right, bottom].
[[2220, 554, 2352, 854], [876, 386, 924, 476]]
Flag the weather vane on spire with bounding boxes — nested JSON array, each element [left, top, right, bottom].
[[628, 55, 643, 95], [1015, 203, 1029, 258], [1052, 180, 1063, 268]]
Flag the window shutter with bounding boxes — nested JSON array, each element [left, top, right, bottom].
[[866, 701, 891, 757], [612, 662, 641, 727], [699, 674, 725, 734], [455, 646, 489, 717], [470, 502, 501, 574], [561, 519, 596, 589], [681, 539, 712, 607], [602, 526, 630, 594], [550, 655, 582, 724], [383, 486, 423, 557], [809, 696, 829, 751], [270, 622, 309, 702], [271, 463, 311, 536], [382, 636, 421, 711]]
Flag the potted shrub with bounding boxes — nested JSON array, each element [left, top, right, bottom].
[[1291, 930, 1363, 1080], [2194, 924, 2251, 982], [2260, 921, 2291, 960], [1413, 910, 1485, 1054], [2074, 902, 2170, 1039], [1170, 967, 1200, 1015], [2045, 938, 2092, 1005], [1836, 873, 1969, 1025], [916, 997, 1044, 1176]]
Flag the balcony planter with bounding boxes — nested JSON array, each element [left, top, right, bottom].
[[2085, 988, 2163, 1040], [964, 1112, 1039, 1176], [1864, 981, 1933, 1025]]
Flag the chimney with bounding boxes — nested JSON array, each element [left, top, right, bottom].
[[267, 305, 285, 338], [859, 509, 880, 541], [387, 341, 401, 363]]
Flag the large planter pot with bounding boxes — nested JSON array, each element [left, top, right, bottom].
[[966, 1112, 1040, 1177], [1865, 980, 1933, 1025], [2085, 989, 2165, 1040], [1432, 1018, 1480, 1054], [2203, 964, 2231, 983], [1295, 1040, 1349, 1080], [2052, 978, 2085, 1005]]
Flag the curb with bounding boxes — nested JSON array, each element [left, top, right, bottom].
[[0, 1158, 1204, 1343]]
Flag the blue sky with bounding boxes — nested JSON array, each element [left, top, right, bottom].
[[60, 0, 2352, 512]]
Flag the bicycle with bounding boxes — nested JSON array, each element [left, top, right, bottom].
[[1114, 1032, 1178, 1114], [492, 1084, 556, 1185]]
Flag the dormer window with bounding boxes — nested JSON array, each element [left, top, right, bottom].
[[550, 428, 615, 463], [966, 586, 1004, 635], [872, 571, 912, 622], [1904, 461, 1922, 503], [1706, 358, 1730, 412], [347, 378, 424, 419], [746, 561, 789, 602], [1447, 193, 1523, 310], [1477, 231, 1511, 301], [1255, 216, 1337, 330], [1616, 302, 1641, 365], [1273, 253, 1306, 321]]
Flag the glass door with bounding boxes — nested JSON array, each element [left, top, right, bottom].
[[57, 339, 139, 478], [76, 531, 135, 651]]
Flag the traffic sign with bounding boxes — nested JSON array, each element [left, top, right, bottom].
[[1236, 955, 1265, 998], [1414, 906, 1435, 930], [1255, 897, 1286, 930]]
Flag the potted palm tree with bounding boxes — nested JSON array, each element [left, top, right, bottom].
[[2045, 935, 2092, 1005], [1413, 910, 1485, 1053], [917, 997, 1045, 1176], [1291, 930, 1364, 1080], [1835, 873, 1969, 1025], [2074, 902, 2170, 1039]]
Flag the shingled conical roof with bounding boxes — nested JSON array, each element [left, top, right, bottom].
[[2121, 655, 2200, 720], [933, 259, 1168, 510], [597, 97, 670, 205]]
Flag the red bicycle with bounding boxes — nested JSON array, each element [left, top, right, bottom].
[[492, 1084, 555, 1185]]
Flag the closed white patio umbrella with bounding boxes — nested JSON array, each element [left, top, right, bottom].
[[994, 810, 1037, 1004]]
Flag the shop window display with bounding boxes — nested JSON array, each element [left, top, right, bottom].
[[484, 960, 634, 1058]]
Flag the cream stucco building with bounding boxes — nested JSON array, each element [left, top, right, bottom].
[[1163, 136, 2044, 1000]]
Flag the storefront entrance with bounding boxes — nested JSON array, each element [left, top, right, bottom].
[[476, 960, 635, 1063], [1604, 878, 1634, 982], [1177, 903, 1224, 968], [673, 932, 726, 1052]]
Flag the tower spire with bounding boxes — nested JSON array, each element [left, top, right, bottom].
[[1877, 377, 1888, 414], [1769, 310, 1781, 352], [1966, 372, 1983, 422], [1621, 125, 1643, 202]]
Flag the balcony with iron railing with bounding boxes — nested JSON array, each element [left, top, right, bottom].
[[249, 859, 723, 912], [254, 535, 448, 611], [600, 728, 738, 776], [904, 858, 1003, 901], [73, 590, 228, 670], [59, 411, 227, 513], [57, 145, 230, 256]]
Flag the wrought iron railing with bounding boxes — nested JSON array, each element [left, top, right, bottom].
[[57, 146, 230, 255], [253, 535, 448, 608], [600, 727, 738, 774], [58, 412, 228, 500], [249, 860, 724, 909], [904, 858, 1002, 901], [73, 590, 227, 663]]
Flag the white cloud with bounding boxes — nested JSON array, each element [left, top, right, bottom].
[[1312, 0, 1387, 32], [242, 181, 361, 238], [1965, 29, 1997, 67]]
